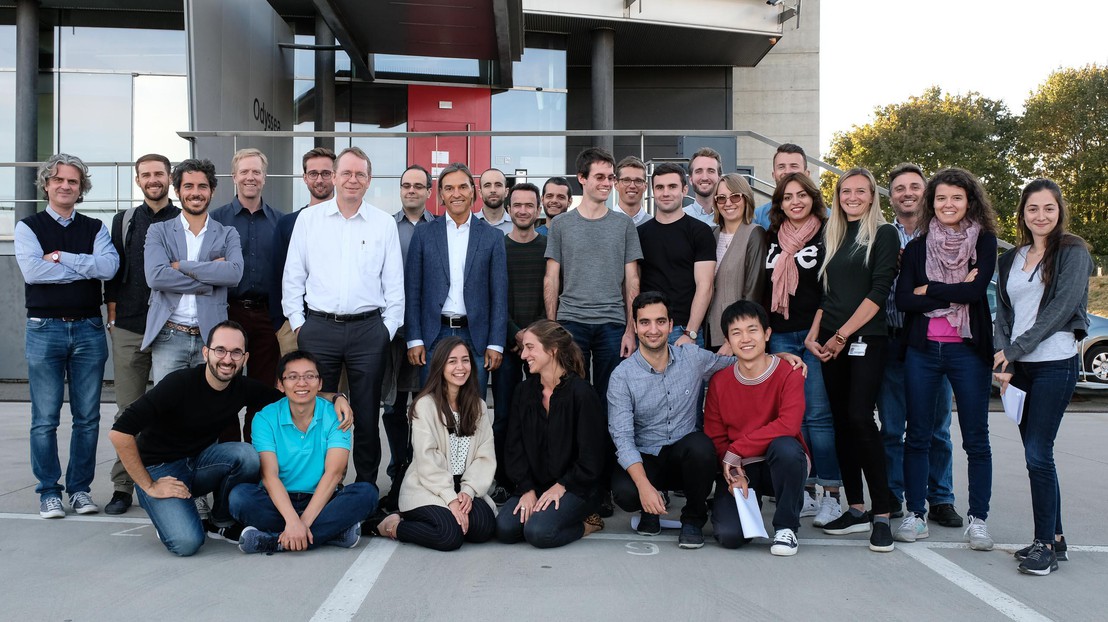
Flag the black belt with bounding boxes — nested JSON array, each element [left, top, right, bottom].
[[231, 298, 268, 310], [307, 308, 381, 322], [441, 315, 468, 328]]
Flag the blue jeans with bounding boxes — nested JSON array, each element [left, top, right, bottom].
[[667, 325, 705, 347], [26, 317, 108, 499], [904, 341, 992, 520], [1013, 355, 1078, 543], [496, 490, 593, 549], [136, 442, 260, 557], [150, 326, 205, 384], [420, 325, 488, 396], [228, 481, 378, 546], [768, 330, 841, 487], [561, 321, 625, 414], [878, 335, 955, 506]]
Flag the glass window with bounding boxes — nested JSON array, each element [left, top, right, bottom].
[[294, 34, 351, 79], [58, 27, 186, 74], [375, 54, 480, 78], [0, 25, 15, 68], [512, 48, 566, 90], [491, 90, 567, 180], [58, 73, 133, 213], [131, 75, 190, 203], [0, 70, 14, 232]]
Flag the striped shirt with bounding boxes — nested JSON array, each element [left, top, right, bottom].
[[885, 219, 919, 330]]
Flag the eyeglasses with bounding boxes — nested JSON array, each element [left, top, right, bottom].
[[338, 171, 369, 182], [618, 178, 646, 186], [210, 347, 245, 361], [305, 170, 333, 180], [400, 183, 428, 191], [714, 193, 745, 206], [282, 372, 320, 384]]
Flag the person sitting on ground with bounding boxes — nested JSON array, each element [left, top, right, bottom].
[[705, 300, 809, 556], [376, 337, 497, 550], [496, 319, 607, 548], [229, 350, 378, 554]]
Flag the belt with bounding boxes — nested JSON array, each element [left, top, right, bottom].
[[441, 315, 468, 328], [307, 308, 381, 322], [164, 321, 201, 335], [231, 298, 268, 310]]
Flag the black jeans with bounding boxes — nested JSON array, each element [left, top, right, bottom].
[[610, 431, 716, 527], [496, 490, 593, 549], [491, 349, 526, 487], [711, 436, 808, 548]]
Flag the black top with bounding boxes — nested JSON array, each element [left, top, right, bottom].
[[105, 201, 180, 333], [113, 365, 282, 466], [22, 210, 103, 318], [210, 197, 279, 301], [819, 221, 900, 337], [637, 215, 716, 326], [764, 224, 826, 333], [505, 234, 548, 340], [506, 374, 607, 497]]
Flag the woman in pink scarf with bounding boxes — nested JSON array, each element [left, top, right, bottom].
[[894, 168, 998, 552]]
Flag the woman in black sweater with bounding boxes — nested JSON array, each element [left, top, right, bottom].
[[496, 319, 607, 548]]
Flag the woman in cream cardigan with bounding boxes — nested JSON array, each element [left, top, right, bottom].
[[706, 173, 766, 349], [376, 337, 497, 550]]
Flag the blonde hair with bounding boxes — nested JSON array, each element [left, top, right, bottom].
[[231, 148, 268, 174], [713, 174, 754, 227], [820, 168, 886, 287]]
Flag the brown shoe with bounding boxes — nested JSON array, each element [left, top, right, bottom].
[[583, 513, 605, 537], [377, 513, 402, 540]]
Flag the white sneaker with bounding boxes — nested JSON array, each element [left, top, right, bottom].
[[770, 528, 799, 556], [799, 490, 818, 518], [812, 494, 842, 527], [964, 516, 994, 551], [893, 514, 929, 542]]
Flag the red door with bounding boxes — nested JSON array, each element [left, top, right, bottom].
[[408, 85, 492, 216]]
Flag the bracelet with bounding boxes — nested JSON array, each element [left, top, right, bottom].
[[833, 331, 846, 345]]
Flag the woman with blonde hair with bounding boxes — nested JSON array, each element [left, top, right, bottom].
[[706, 173, 766, 348]]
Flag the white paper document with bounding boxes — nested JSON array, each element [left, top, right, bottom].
[[1002, 385, 1027, 425], [733, 487, 769, 539]]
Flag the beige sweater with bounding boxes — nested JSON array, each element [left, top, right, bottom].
[[707, 223, 768, 347]]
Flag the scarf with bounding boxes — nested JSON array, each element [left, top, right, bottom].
[[924, 218, 980, 338], [770, 216, 821, 320]]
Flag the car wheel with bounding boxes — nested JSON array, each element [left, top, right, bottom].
[[1083, 344, 1108, 383]]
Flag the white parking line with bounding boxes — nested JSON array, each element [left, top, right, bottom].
[[311, 538, 398, 622]]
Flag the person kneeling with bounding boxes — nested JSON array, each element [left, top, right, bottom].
[[229, 351, 378, 554], [705, 301, 809, 556]]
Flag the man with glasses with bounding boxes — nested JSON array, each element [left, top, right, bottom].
[[614, 156, 652, 226]]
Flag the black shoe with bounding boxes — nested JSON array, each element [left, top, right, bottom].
[[822, 510, 872, 535], [637, 512, 661, 536], [104, 491, 132, 515], [869, 521, 895, 552], [598, 493, 615, 518], [678, 523, 704, 549], [204, 520, 244, 543], [362, 507, 390, 538], [1018, 540, 1059, 575], [1016, 536, 1067, 562], [928, 503, 964, 528]]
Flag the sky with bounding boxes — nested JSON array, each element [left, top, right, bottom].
[[819, 0, 1108, 154]]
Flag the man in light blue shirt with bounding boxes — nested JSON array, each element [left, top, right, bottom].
[[230, 350, 378, 553]]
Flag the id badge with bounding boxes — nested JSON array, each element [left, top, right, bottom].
[[848, 338, 867, 357]]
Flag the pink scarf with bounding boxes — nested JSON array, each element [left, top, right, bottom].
[[770, 216, 821, 320], [924, 218, 980, 338]]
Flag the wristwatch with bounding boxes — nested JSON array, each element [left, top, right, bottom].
[[683, 329, 698, 340], [51, 252, 60, 262], [331, 392, 349, 405]]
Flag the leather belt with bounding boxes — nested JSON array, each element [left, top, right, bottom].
[[231, 298, 268, 310], [164, 321, 201, 335], [441, 315, 468, 328], [307, 308, 381, 322]]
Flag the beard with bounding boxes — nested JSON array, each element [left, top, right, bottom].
[[142, 184, 168, 203]]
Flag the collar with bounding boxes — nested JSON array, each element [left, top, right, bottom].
[[45, 205, 74, 224], [447, 212, 473, 229], [394, 208, 434, 224], [232, 196, 275, 218], [179, 212, 209, 235], [476, 209, 506, 226], [325, 197, 369, 221], [631, 344, 678, 374], [277, 397, 324, 432]]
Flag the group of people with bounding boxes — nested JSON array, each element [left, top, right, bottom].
[[17, 143, 1088, 575]]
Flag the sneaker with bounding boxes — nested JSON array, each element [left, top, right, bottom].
[[205, 520, 245, 543], [928, 503, 963, 528], [104, 491, 132, 515], [812, 494, 843, 527], [677, 523, 704, 549], [822, 510, 871, 536], [238, 526, 282, 554], [194, 496, 212, 520], [964, 516, 994, 551], [1018, 540, 1058, 576], [869, 521, 895, 552], [39, 495, 65, 519], [1016, 536, 1067, 562], [894, 514, 929, 543], [327, 523, 361, 549], [637, 512, 661, 536], [490, 485, 511, 506], [799, 490, 818, 518], [70, 491, 99, 515], [770, 528, 799, 556]]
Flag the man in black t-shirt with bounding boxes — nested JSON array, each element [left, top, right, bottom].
[[110, 320, 353, 557]]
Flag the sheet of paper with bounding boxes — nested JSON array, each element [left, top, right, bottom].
[[630, 514, 682, 530], [1002, 384, 1026, 425], [734, 487, 768, 539]]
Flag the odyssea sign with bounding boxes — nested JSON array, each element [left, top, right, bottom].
[[254, 98, 282, 132]]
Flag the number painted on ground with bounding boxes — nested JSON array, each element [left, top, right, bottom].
[[625, 542, 659, 556]]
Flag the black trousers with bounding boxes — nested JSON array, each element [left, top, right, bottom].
[[610, 430, 716, 527], [397, 501, 496, 551], [712, 436, 808, 548]]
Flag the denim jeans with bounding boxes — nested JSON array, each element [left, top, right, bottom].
[[561, 321, 625, 415], [228, 481, 378, 546], [136, 442, 260, 557], [26, 317, 108, 499], [1013, 355, 1078, 543], [496, 490, 593, 548], [904, 341, 992, 520], [878, 335, 955, 506], [150, 326, 205, 384], [420, 325, 488, 396], [769, 330, 841, 487]]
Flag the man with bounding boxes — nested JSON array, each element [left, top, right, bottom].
[[270, 147, 335, 356], [491, 182, 548, 498], [143, 158, 243, 384], [637, 163, 715, 347], [682, 147, 722, 226], [211, 148, 281, 442], [879, 162, 962, 534], [753, 144, 810, 230], [475, 168, 514, 234], [405, 162, 508, 394], [535, 177, 572, 236], [103, 153, 180, 515], [15, 153, 119, 519], [704, 300, 809, 556], [545, 147, 641, 411], [607, 292, 731, 549], [109, 321, 354, 556], [614, 156, 651, 226], [230, 350, 377, 554], [284, 146, 405, 485]]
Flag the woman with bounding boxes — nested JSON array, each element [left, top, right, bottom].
[[496, 320, 607, 548], [994, 179, 1092, 576], [808, 168, 899, 552], [707, 173, 766, 349], [764, 172, 843, 528], [895, 168, 997, 551], [376, 337, 496, 551]]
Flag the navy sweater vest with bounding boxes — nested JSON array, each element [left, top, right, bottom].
[[22, 210, 103, 318]]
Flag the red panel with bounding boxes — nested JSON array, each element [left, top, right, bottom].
[[407, 85, 491, 215]]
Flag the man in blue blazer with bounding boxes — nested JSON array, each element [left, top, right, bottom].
[[143, 159, 244, 384], [405, 162, 508, 393]]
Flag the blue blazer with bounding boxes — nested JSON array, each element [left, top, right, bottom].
[[405, 215, 508, 353]]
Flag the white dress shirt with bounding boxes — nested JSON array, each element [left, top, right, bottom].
[[442, 214, 471, 317], [168, 213, 207, 326]]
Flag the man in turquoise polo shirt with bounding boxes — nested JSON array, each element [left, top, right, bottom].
[[229, 350, 378, 553]]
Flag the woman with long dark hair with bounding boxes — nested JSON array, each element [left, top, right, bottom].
[[496, 319, 607, 548], [994, 179, 1093, 575], [706, 173, 766, 348], [895, 168, 997, 551], [376, 337, 496, 550]]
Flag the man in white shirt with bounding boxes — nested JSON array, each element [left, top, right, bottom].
[[614, 156, 652, 226], [283, 146, 405, 485], [682, 147, 723, 226]]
